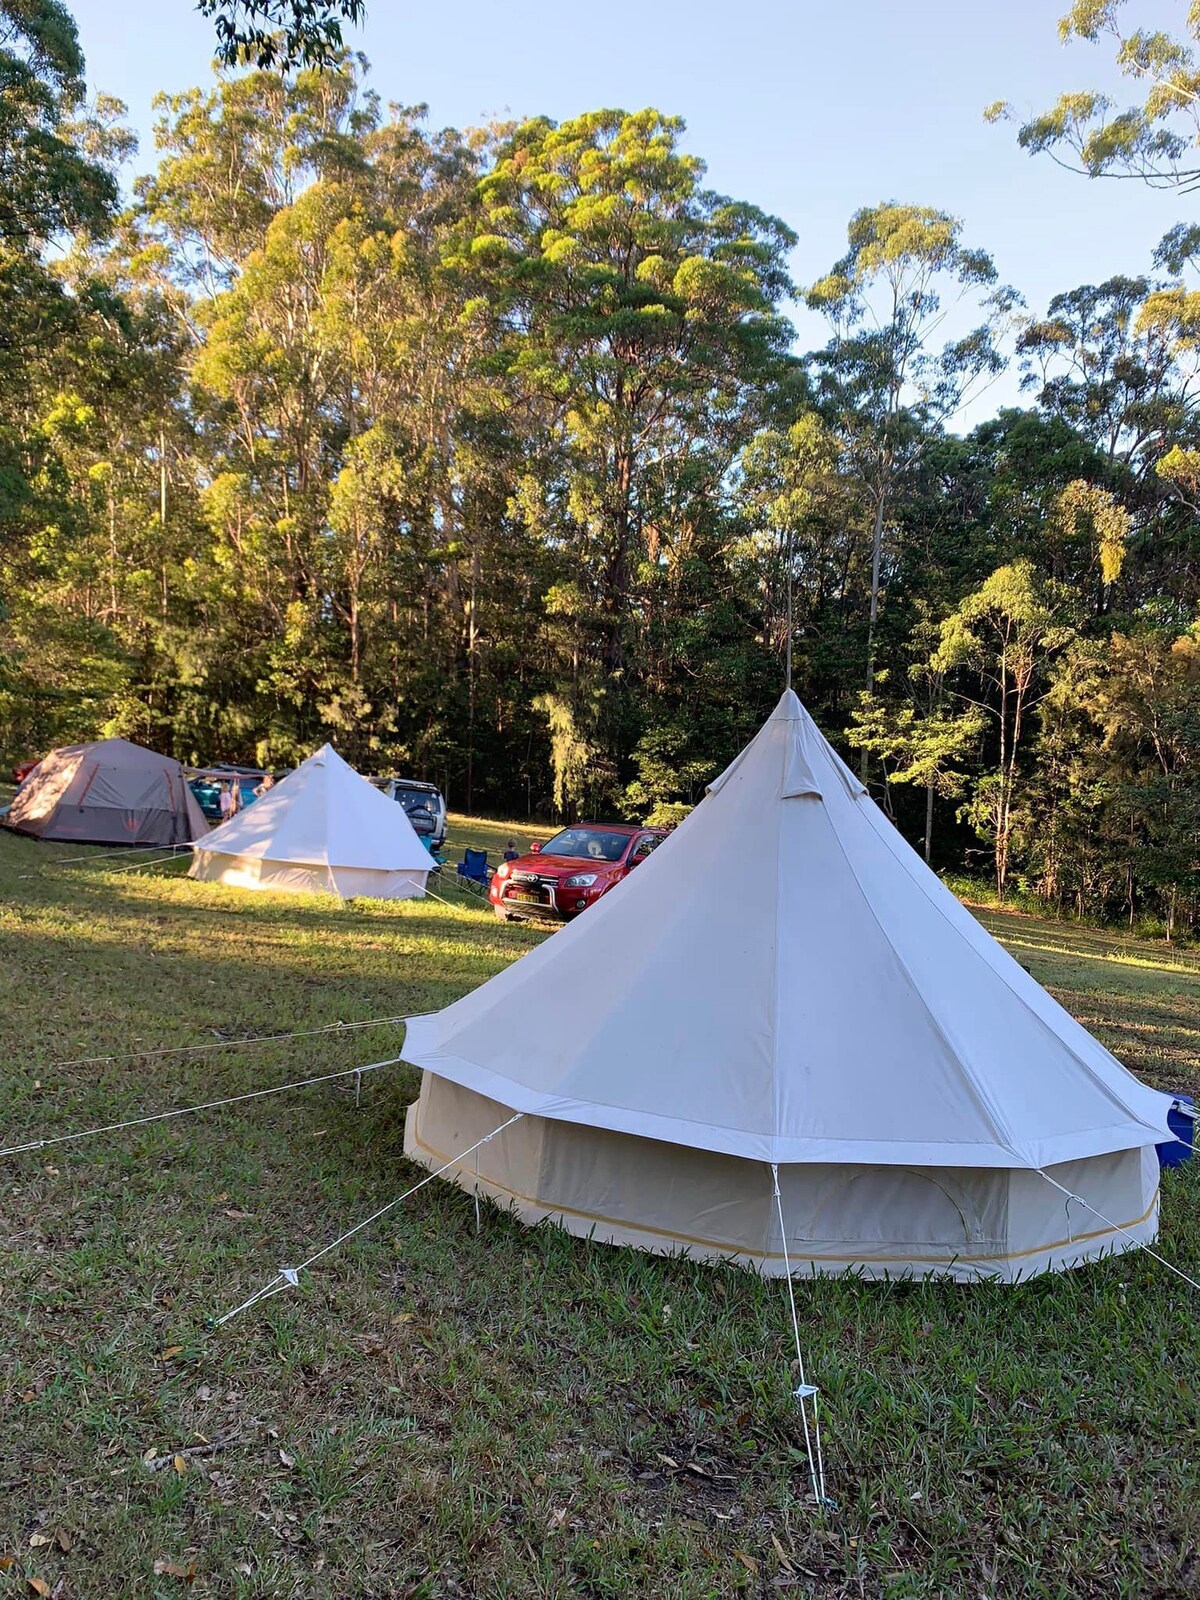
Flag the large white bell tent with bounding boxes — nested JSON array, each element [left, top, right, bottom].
[[402, 690, 1173, 1282], [189, 744, 432, 900]]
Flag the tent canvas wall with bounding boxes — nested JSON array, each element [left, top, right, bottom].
[[5, 739, 207, 846], [402, 691, 1172, 1281], [189, 744, 432, 900]]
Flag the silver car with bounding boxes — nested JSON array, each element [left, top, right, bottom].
[[371, 776, 447, 851]]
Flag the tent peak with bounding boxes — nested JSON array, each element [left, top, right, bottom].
[[772, 688, 804, 721]]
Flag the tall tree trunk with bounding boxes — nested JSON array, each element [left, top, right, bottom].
[[924, 778, 934, 865], [466, 546, 478, 813], [995, 640, 1010, 899], [861, 489, 887, 780], [605, 453, 633, 673], [107, 479, 118, 623], [1127, 813, 1136, 929], [159, 427, 169, 621], [865, 491, 886, 685]]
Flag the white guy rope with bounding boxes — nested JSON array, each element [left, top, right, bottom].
[[422, 881, 486, 915], [23, 1013, 407, 1074], [103, 850, 189, 876], [39, 843, 194, 867], [1037, 1169, 1200, 1294], [770, 1162, 832, 1510], [211, 1111, 525, 1327], [0, 1054, 404, 1161]]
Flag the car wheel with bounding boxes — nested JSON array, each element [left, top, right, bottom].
[[494, 906, 513, 922]]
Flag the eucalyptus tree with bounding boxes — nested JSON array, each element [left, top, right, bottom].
[[1017, 268, 1200, 617], [988, 2, 1200, 190], [846, 602, 985, 863], [472, 107, 797, 809], [1, 0, 121, 527], [0, 2, 144, 755], [198, 0, 366, 69], [933, 561, 1077, 898], [0, 0, 117, 246], [805, 204, 1015, 704], [1069, 625, 1200, 938], [740, 412, 869, 698], [1018, 274, 1200, 481], [1024, 624, 1200, 935], [137, 56, 377, 299]]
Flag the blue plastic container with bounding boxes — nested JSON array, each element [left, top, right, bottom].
[[1156, 1095, 1195, 1170]]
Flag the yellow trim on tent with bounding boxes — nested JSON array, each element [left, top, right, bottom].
[[410, 1121, 1158, 1267]]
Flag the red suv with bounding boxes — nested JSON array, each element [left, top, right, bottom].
[[490, 822, 668, 922]]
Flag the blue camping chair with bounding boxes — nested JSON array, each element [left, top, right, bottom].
[[456, 847, 490, 888]]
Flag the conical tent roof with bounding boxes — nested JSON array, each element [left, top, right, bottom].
[[194, 745, 431, 874], [403, 691, 1171, 1171]]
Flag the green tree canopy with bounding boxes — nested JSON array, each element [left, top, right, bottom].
[[196, 0, 366, 70], [0, 0, 117, 244], [988, 1, 1200, 188]]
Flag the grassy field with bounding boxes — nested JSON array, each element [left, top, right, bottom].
[[0, 818, 1197, 1599]]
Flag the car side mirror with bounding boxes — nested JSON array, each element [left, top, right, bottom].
[[529, 841, 541, 853]]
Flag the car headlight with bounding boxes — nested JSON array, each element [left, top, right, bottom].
[[563, 872, 598, 887], [497, 862, 511, 878]]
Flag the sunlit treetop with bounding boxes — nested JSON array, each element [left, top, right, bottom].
[[988, 1, 1200, 188], [195, 0, 366, 70], [0, 0, 120, 243]]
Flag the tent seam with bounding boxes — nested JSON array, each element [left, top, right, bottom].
[[860, 800, 1169, 1133], [818, 808, 1026, 1164]]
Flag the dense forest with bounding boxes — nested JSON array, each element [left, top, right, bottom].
[[5, 0, 1200, 934]]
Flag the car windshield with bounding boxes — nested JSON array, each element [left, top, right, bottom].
[[395, 786, 435, 812], [539, 827, 631, 863], [393, 786, 438, 831]]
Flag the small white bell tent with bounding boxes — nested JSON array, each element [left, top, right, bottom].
[[189, 744, 432, 900], [402, 690, 1172, 1281]]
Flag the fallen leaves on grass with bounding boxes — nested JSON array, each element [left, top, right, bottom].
[[152, 1559, 196, 1582]]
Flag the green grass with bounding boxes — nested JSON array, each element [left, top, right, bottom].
[[444, 811, 552, 860], [0, 823, 1197, 1599]]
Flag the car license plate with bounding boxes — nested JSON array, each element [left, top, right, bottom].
[[508, 890, 541, 904]]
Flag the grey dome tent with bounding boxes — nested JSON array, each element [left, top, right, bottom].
[[6, 738, 208, 847]]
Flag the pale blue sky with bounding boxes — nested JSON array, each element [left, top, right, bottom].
[[71, 0, 1187, 426]]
